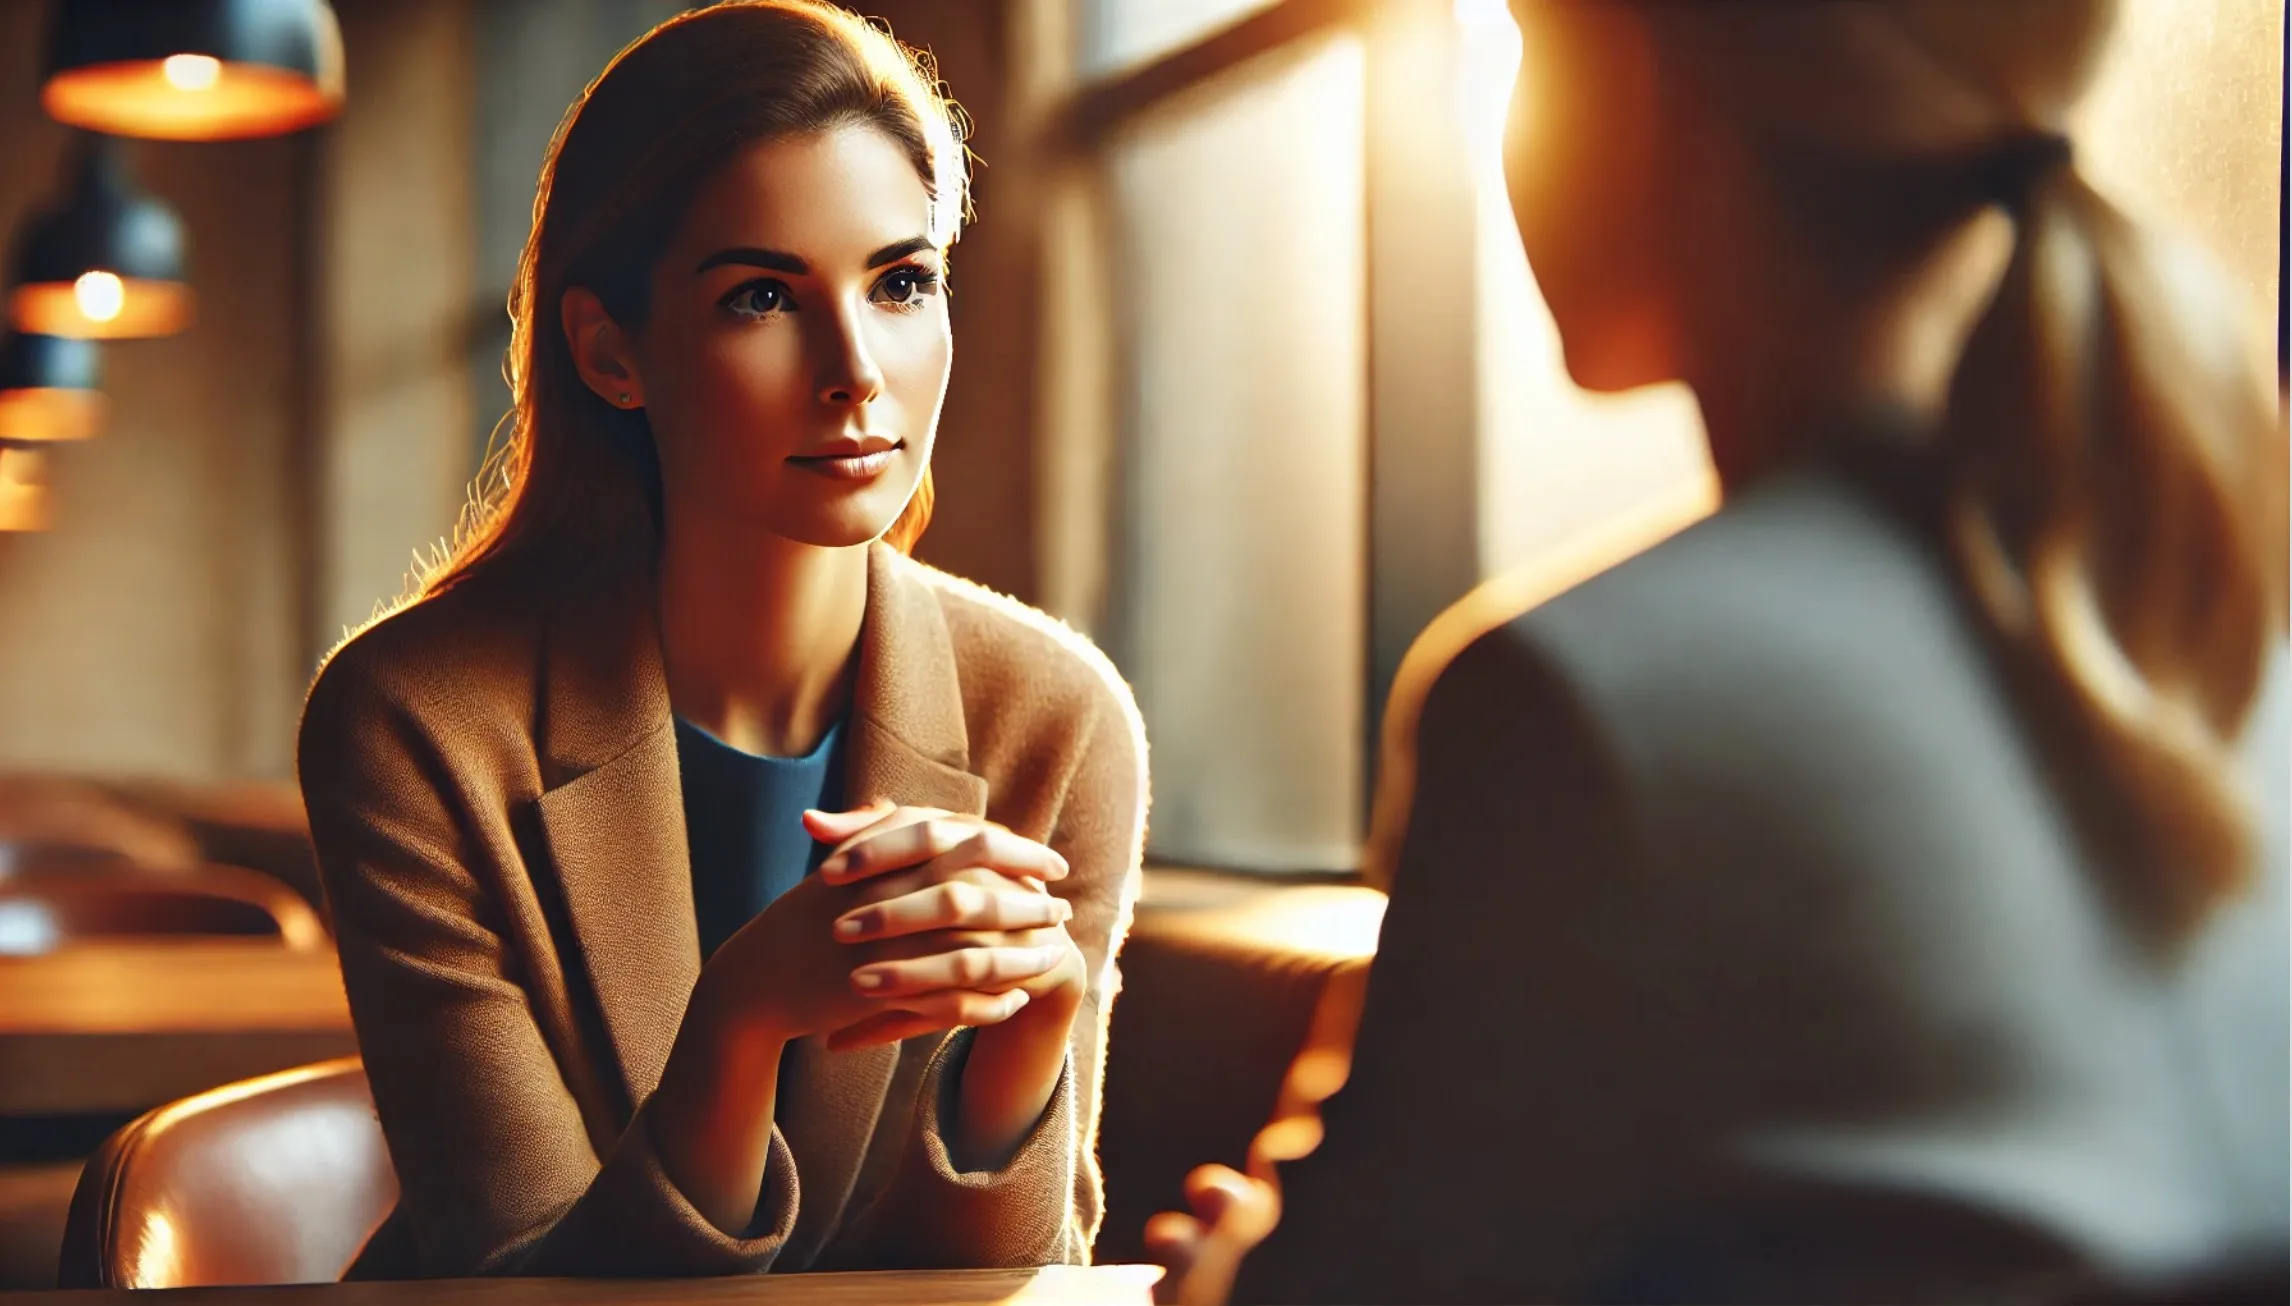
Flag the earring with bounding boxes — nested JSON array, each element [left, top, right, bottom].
[[617, 392, 631, 406]]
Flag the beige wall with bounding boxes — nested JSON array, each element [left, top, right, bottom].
[[2078, 0, 2284, 378], [0, 2, 307, 782], [315, 0, 477, 646]]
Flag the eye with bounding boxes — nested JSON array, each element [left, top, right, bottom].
[[871, 264, 942, 310], [720, 278, 794, 321]]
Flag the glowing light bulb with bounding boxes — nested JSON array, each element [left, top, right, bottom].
[[162, 54, 223, 91], [73, 271, 125, 324]]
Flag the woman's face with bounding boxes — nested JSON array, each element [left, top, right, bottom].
[[1502, 1, 1678, 393], [576, 124, 951, 547]]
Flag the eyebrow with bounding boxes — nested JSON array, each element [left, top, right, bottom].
[[694, 236, 937, 277]]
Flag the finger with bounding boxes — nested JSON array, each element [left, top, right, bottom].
[[800, 798, 896, 841], [1181, 1164, 1252, 1224], [809, 802, 936, 861], [825, 986, 1031, 1050], [1184, 1164, 1280, 1244], [846, 927, 1034, 964], [1140, 1210, 1206, 1273], [817, 813, 984, 883], [902, 824, 1070, 888], [822, 970, 1039, 1049], [834, 879, 1073, 942], [851, 944, 1065, 998]]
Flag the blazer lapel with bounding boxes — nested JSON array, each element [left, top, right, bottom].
[[842, 545, 991, 815], [531, 557, 698, 1120]]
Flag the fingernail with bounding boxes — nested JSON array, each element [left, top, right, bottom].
[[1056, 900, 1074, 923], [1007, 990, 1031, 1011], [835, 915, 867, 940], [855, 971, 887, 990], [819, 854, 847, 877]]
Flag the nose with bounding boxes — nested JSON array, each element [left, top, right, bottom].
[[815, 303, 884, 409]]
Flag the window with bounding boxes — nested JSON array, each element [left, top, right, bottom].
[[1081, 0, 1285, 76], [1098, 34, 1369, 873]]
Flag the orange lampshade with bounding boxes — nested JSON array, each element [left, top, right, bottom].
[[8, 276, 193, 341], [43, 59, 340, 142], [0, 388, 106, 445], [0, 333, 104, 445], [39, 1, 344, 142], [0, 449, 54, 533]]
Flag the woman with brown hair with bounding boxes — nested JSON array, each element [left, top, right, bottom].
[[1152, 1, 2286, 1301], [296, 0, 1145, 1278]]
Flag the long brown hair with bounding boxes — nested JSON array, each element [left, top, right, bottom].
[[426, 0, 965, 598], [1655, 0, 2288, 936]]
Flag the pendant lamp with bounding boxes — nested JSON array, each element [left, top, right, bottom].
[[0, 447, 53, 533], [0, 329, 106, 442], [8, 135, 192, 341], [0, 333, 105, 444], [40, 0, 345, 141]]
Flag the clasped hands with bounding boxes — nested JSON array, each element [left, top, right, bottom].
[[700, 798, 1086, 1053]]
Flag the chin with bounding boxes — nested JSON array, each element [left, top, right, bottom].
[[1555, 338, 1633, 395], [759, 514, 900, 551], [1552, 303, 1673, 395], [754, 489, 913, 551]]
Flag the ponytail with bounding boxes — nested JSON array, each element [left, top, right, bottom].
[[1938, 145, 2289, 937]]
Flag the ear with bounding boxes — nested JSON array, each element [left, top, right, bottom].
[[560, 286, 646, 409]]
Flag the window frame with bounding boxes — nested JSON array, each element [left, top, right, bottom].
[[1045, 0, 1489, 875]]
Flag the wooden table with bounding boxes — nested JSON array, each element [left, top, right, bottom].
[[0, 940, 356, 1115], [9, 1265, 1162, 1304]]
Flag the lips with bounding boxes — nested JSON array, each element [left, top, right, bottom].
[[791, 434, 900, 460], [788, 438, 904, 482]]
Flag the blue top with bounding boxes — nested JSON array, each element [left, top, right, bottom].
[[674, 715, 846, 962]]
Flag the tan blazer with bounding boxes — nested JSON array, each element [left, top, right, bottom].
[[297, 542, 1147, 1279]]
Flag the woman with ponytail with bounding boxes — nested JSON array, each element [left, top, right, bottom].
[[1151, 2, 2286, 1301], [296, 1, 1144, 1278]]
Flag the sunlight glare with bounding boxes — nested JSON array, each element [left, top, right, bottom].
[[1454, 0, 1523, 165]]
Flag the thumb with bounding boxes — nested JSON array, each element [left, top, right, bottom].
[[1182, 1165, 1259, 1223], [1142, 1211, 1206, 1296], [802, 798, 895, 840], [1185, 1163, 1280, 1242]]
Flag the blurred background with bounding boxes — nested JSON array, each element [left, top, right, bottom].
[[0, 0, 2279, 876], [0, 0, 2279, 1291]]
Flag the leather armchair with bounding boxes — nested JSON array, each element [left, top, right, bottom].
[[0, 861, 327, 955], [58, 1058, 395, 1289]]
